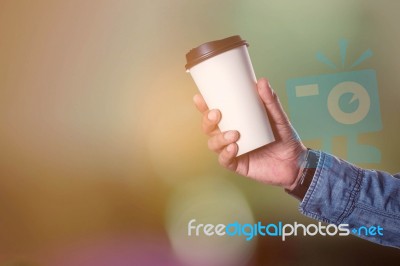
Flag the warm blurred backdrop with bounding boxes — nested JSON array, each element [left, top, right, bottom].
[[0, 1, 399, 265]]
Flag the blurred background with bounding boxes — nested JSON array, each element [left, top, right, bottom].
[[0, 0, 399, 265]]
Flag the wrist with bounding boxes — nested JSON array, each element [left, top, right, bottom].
[[285, 149, 320, 201], [285, 146, 308, 191]]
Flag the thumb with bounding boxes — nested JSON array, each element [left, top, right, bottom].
[[257, 78, 290, 126]]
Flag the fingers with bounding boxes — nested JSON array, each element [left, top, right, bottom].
[[193, 94, 222, 136], [193, 94, 208, 113], [208, 130, 239, 153], [193, 93, 238, 172], [202, 109, 221, 136], [218, 143, 238, 170], [257, 78, 290, 125]]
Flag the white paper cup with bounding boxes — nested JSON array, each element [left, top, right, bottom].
[[185, 35, 275, 156]]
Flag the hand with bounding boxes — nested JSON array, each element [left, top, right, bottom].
[[193, 78, 307, 190]]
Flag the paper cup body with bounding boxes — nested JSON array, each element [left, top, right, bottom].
[[187, 43, 275, 156]]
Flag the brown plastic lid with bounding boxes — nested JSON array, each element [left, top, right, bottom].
[[185, 35, 248, 70]]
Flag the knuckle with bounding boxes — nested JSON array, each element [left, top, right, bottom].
[[201, 117, 213, 134], [201, 121, 211, 134], [208, 134, 224, 152], [218, 151, 229, 167]]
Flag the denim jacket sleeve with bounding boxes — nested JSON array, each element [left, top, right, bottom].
[[299, 150, 400, 248]]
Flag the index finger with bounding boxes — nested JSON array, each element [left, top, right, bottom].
[[193, 94, 208, 113]]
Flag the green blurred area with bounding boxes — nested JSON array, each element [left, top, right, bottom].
[[0, 0, 399, 265]]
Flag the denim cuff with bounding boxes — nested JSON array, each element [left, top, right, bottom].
[[299, 151, 362, 225]]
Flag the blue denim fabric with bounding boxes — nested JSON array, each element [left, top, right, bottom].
[[299, 150, 400, 248]]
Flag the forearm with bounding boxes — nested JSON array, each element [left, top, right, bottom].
[[298, 150, 400, 248]]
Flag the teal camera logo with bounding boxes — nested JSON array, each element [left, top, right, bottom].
[[286, 40, 382, 163]]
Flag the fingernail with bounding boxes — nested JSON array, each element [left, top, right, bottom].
[[227, 144, 234, 152], [208, 110, 217, 121], [224, 131, 238, 141]]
